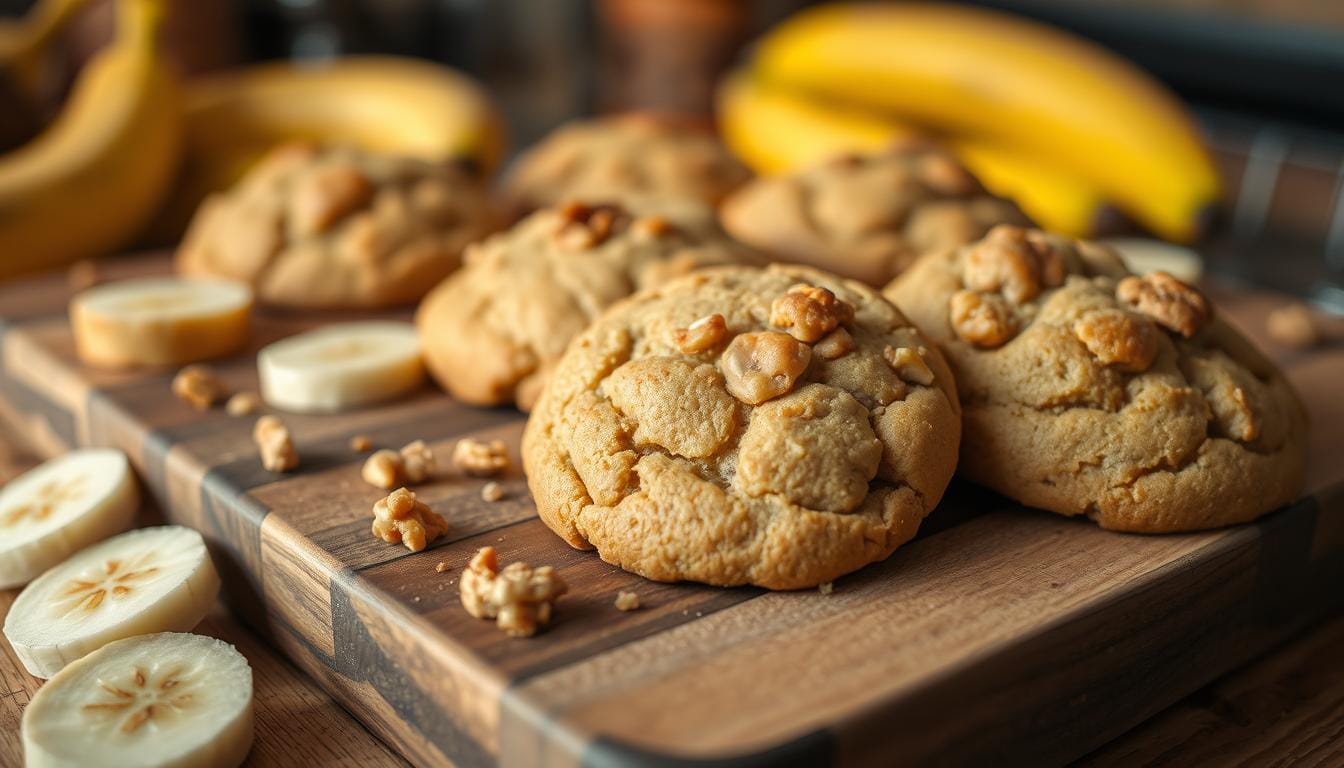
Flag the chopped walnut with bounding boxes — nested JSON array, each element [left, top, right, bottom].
[[813, 328, 855, 360], [950, 290, 1016, 348], [769, 284, 855, 343], [555, 201, 627, 250], [400, 439, 436, 483], [225, 391, 260, 417], [350, 435, 373, 452], [630, 215, 675, 240], [719, 331, 812, 405], [1074, 310, 1158, 372], [362, 449, 403, 490], [1265, 303, 1320, 349], [1116, 271, 1211, 338], [371, 487, 448, 553], [292, 164, 373, 235], [172, 365, 227, 411], [614, 591, 641, 611], [460, 546, 567, 637], [674, 313, 728, 354], [435, 561, 450, 573], [453, 438, 511, 477], [884, 345, 935, 385], [253, 415, 298, 472], [818, 582, 835, 595], [480, 481, 505, 502], [963, 225, 1065, 304]]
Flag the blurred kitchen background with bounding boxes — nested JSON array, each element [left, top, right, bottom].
[[3, 0, 1344, 307]]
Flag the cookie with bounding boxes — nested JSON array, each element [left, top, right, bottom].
[[720, 144, 1030, 286], [416, 198, 757, 410], [885, 225, 1307, 532], [499, 114, 750, 217], [522, 264, 961, 589], [177, 143, 496, 309]]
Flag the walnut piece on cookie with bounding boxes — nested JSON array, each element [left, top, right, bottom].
[[885, 226, 1306, 533], [371, 487, 448, 552], [460, 546, 567, 637], [522, 264, 961, 589]]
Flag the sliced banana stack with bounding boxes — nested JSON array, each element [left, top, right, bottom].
[[258, 321, 424, 413], [22, 632, 254, 768], [4, 525, 220, 678], [71, 277, 253, 369], [0, 449, 139, 589]]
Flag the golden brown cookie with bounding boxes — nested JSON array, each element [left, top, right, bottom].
[[416, 198, 757, 410], [499, 114, 750, 217], [522, 264, 961, 589], [720, 144, 1030, 286], [177, 143, 496, 309], [885, 225, 1307, 532]]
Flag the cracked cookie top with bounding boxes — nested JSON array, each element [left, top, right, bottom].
[[522, 264, 961, 589], [177, 143, 496, 309], [415, 198, 759, 410], [719, 143, 1031, 287], [885, 225, 1307, 532]]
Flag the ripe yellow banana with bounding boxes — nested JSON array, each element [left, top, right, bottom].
[[752, 3, 1220, 243], [0, 0, 181, 281], [716, 71, 1113, 237]]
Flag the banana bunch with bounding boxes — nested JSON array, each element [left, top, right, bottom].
[[722, 3, 1221, 242]]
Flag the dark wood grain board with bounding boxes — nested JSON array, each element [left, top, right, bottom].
[[1, 255, 1341, 768]]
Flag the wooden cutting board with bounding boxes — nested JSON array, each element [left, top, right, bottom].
[[2, 255, 1341, 768]]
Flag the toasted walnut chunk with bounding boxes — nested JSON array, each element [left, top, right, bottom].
[[172, 365, 227, 411], [1116, 271, 1211, 338], [769, 284, 855, 343], [630, 215, 675, 240], [371, 487, 448, 552], [1073, 309, 1158, 372], [1265, 303, 1320, 349], [950, 290, 1016, 348], [350, 434, 373, 452], [362, 449, 403, 490], [291, 164, 373, 235], [400, 439, 436, 483], [673, 313, 728, 354], [460, 546, 567, 637], [225, 391, 260, 416], [253, 415, 298, 472], [555, 201, 627, 250], [813, 328, 855, 360], [719, 331, 812, 405], [453, 438, 511, 477], [962, 225, 1064, 305], [614, 591, 641, 611], [884, 345, 935, 385], [481, 481, 505, 502]]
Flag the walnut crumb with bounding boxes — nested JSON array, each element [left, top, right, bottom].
[[1266, 303, 1320, 349], [225, 391, 260, 416], [673, 313, 728, 354], [371, 487, 448, 552], [453, 438, 510, 477], [884, 346, 935, 385], [1116, 271, 1211, 338], [769, 284, 855, 343], [555, 201, 626, 250], [172, 365, 227, 411], [719, 331, 812, 405], [435, 561, 450, 574], [350, 435, 373, 452], [813, 328, 855, 360], [400, 439, 436, 483], [362, 449, 403, 490], [460, 546, 567, 637], [819, 582, 835, 595], [631, 215, 675, 240], [253, 415, 298, 472], [481, 481, 505, 502], [614, 591, 641, 611], [950, 290, 1016, 348]]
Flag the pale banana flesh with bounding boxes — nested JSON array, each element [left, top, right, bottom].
[[22, 632, 253, 768], [258, 321, 424, 414], [0, 449, 139, 589], [4, 525, 220, 678]]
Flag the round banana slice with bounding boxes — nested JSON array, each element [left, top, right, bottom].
[[258, 321, 424, 413], [4, 526, 220, 679], [71, 277, 253, 369], [1100, 238, 1205, 284], [0, 449, 139, 589], [22, 632, 254, 768]]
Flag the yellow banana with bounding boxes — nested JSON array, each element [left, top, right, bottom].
[[716, 71, 1113, 237], [0, 0, 181, 281], [752, 3, 1220, 243]]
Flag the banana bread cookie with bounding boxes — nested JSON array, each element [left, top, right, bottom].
[[522, 264, 961, 589], [177, 143, 496, 309], [720, 144, 1030, 286], [886, 225, 1307, 532], [416, 198, 757, 410], [499, 114, 750, 217]]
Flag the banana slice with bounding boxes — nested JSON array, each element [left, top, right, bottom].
[[258, 321, 424, 413], [0, 449, 139, 589], [4, 525, 220, 679], [22, 632, 254, 768], [71, 277, 253, 369]]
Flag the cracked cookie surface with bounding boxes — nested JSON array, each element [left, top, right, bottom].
[[522, 264, 961, 589], [885, 225, 1307, 532], [720, 144, 1030, 287], [177, 143, 495, 309]]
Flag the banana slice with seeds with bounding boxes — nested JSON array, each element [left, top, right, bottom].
[[4, 525, 220, 678], [0, 449, 139, 589], [258, 321, 424, 413], [22, 632, 254, 768]]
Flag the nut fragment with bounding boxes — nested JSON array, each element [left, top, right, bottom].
[[950, 290, 1016, 348], [883, 345, 935, 385], [1074, 310, 1158, 372], [453, 438, 510, 477], [818, 582, 835, 595], [673, 313, 728, 354], [172, 365, 227, 411], [813, 328, 856, 360], [225, 391, 260, 417], [1116, 271, 1211, 338], [1265, 303, 1320, 349], [555, 201, 627, 250], [769, 284, 855, 343], [350, 435, 373, 452], [630, 215, 675, 240], [371, 487, 448, 553], [253, 415, 298, 472], [614, 591, 641, 611], [362, 449, 403, 490], [480, 481, 505, 502], [719, 331, 812, 405], [400, 439, 436, 483], [435, 561, 450, 573], [460, 546, 567, 637], [962, 225, 1064, 305]]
